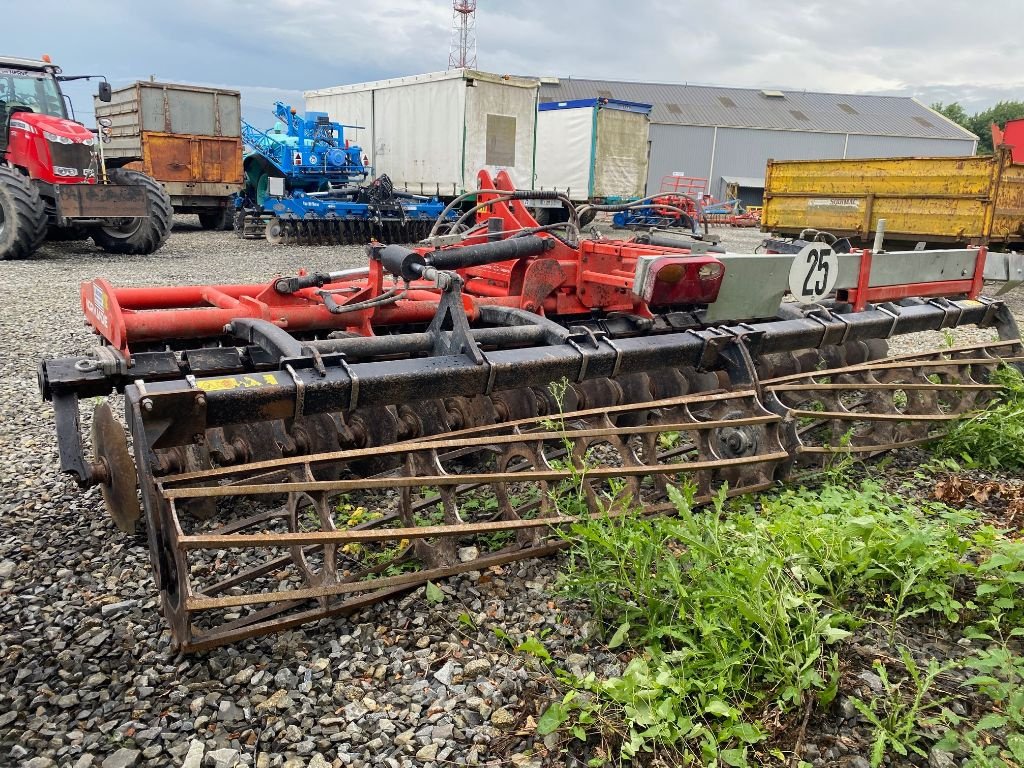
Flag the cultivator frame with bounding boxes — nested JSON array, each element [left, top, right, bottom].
[[38, 168, 1024, 651]]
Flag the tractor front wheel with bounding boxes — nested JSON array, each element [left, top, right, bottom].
[[91, 169, 173, 255], [0, 164, 47, 260]]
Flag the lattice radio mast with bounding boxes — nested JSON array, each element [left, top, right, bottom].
[[447, 0, 478, 70]]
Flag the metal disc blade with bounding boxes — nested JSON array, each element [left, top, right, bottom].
[[91, 402, 141, 533]]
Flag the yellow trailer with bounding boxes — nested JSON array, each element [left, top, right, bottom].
[[762, 147, 1024, 248]]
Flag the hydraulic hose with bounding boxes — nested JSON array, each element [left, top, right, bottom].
[[428, 187, 578, 241], [380, 236, 553, 281], [577, 193, 707, 235]]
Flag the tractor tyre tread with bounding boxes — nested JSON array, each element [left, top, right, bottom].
[[90, 168, 173, 255], [0, 164, 47, 260], [198, 207, 234, 231]]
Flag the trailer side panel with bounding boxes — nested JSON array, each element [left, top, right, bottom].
[[763, 149, 1024, 245]]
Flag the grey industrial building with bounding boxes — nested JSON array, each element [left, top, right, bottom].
[[538, 78, 978, 205]]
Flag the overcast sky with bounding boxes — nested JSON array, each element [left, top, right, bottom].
[[6, 0, 1022, 124]]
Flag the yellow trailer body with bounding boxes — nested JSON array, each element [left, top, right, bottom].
[[762, 147, 1024, 247]]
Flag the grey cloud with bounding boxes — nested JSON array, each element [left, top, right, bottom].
[[6, 0, 1021, 127]]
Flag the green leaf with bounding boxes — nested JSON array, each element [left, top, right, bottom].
[[934, 731, 960, 752], [822, 626, 852, 643], [870, 734, 887, 768], [704, 699, 734, 718], [607, 621, 631, 649], [720, 748, 748, 767], [731, 722, 764, 744], [1008, 733, 1024, 763], [425, 581, 444, 605], [458, 612, 475, 629], [537, 702, 568, 735], [516, 636, 552, 662], [492, 626, 511, 644], [976, 712, 1009, 731]]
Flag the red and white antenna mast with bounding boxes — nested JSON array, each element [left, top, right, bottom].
[[447, 0, 478, 70]]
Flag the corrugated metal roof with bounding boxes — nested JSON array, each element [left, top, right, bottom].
[[538, 78, 976, 141]]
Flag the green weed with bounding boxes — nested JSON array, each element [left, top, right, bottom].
[[934, 365, 1024, 469], [936, 623, 1024, 767], [849, 647, 955, 767], [541, 478, 1014, 764]]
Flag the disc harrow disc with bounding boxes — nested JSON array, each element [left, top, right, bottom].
[[91, 402, 141, 533]]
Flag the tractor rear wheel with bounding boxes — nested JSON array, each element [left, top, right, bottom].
[[0, 164, 47, 260], [198, 207, 233, 231], [91, 168, 173, 255]]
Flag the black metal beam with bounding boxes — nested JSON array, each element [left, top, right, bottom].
[[123, 299, 1015, 439]]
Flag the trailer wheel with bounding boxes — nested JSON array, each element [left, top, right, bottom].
[[198, 207, 233, 231], [90, 168, 173, 255], [0, 164, 47, 260]]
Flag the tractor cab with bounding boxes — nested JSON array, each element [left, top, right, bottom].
[[0, 56, 69, 153]]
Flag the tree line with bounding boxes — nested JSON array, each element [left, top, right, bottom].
[[930, 101, 1024, 154]]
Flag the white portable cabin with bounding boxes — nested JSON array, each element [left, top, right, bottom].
[[304, 70, 539, 198], [533, 98, 652, 201]]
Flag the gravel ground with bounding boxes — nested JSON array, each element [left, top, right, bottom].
[[0, 218, 1021, 768]]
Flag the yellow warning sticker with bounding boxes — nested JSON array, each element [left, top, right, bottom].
[[197, 373, 280, 392]]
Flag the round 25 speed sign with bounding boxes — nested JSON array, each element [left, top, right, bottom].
[[788, 243, 839, 303]]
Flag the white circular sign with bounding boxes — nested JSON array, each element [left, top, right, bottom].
[[788, 243, 839, 303]]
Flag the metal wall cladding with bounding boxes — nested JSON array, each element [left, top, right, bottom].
[[649, 123, 980, 205], [711, 128, 846, 198], [762, 149, 1024, 246], [844, 134, 975, 159], [646, 124, 714, 196], [592, 108, 649, 199]]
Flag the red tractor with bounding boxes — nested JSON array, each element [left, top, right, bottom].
[[0, 55, 172, 260]]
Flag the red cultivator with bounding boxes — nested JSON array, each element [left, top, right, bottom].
[[39, 169, 1024, 651]]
